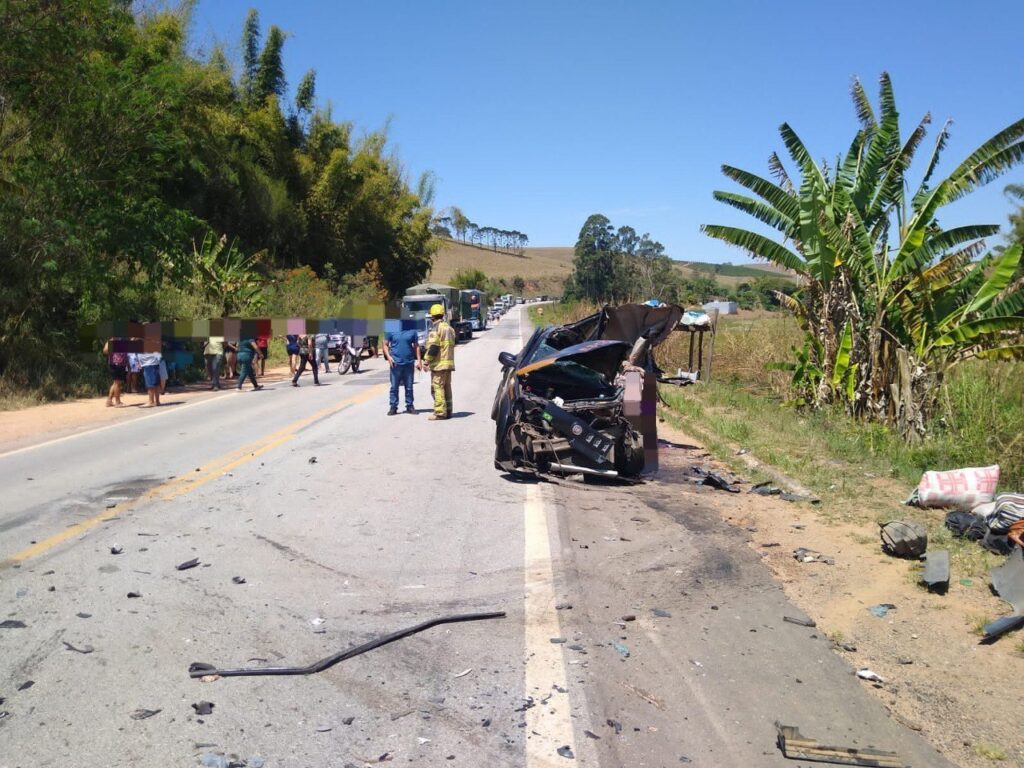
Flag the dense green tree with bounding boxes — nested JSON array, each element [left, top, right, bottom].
[[563, 214, 682, 303], [0, 1, 438, 393], [240, 8, 260, 101], [452, 268, 488, 289], [253, 25, 286, 104]]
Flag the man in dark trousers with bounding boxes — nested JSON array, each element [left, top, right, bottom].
[[384, 320, 421, 415]]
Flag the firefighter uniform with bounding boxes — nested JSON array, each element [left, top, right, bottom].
[[425, 310, 456, 419]]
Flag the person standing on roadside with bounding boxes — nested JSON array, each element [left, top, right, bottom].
[[256, 334, 269, 375], [236, 337, 264, 391], [423, 304, 456, 421], [291, 334, 320, 386], [138, 346, 162, 407], [285, 334, 300, 375], [103, 337, 127, 407], [203, 334, 225, 390], [224, 339, 238, 380], [383, 322, 421, 415], [314, 331, 331, 373], [126, 351, 140, 393]]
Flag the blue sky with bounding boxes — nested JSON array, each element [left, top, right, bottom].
[[192, 0, 1024, 263]]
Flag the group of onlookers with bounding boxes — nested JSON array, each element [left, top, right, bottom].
[[102, 324, 458, 419], [200, 335, 268, 390], [104, 333, 339, 404]]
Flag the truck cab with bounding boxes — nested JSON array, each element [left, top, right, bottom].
[[401, 285, 473, 342]]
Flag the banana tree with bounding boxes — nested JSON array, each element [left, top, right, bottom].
[[703, 73, 1024, 437], [164, 231, 267, 316]]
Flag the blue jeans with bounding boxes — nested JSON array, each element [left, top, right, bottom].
[[389, 363, 414, 409]]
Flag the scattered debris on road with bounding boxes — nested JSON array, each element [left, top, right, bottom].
[[793, 547, 833, 565], [453, 668, 473, 678], [856, 669, 885, 684], [750, 482, 819, 504], [983, 546, 1024, 642], [867, 603, 896, 618], [514, 697, 535, 712], [696, 468, 740, 493], [612, 642, 630, 658], [783, 616, 816, 628], [556, 745, 575, 759], [879, 520, 927, 558], [110, 546, 124, 555], [62, 640, 94, 654], [127, 591, 142, 598], [606, 718, 623, 734], [921, 550, 950, 593], [189, 612, 506, 678], [308, 456, 317, 464], [176, 558, 200, 571], [0, 620, 27, 629], [776, 723, 903, 767], [231, 576, 246, 584], [192, 701, 214, 715], [130, 708, 161, 720], [652, 608, 671, 618]]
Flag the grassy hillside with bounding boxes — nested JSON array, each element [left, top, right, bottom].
[[673, 260, 798, 288], [428, 240, 573, 294], [429, 240, 797, 294]]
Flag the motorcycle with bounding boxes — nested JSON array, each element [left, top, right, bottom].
[[334, 333, 362, 375]]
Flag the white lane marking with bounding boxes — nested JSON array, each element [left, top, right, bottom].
[[524, 482, 576, 766], [519, 305, 577, 764], [0, 377, 308, 460], [0, 387, 248, 460]]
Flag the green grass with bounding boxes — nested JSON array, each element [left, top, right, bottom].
[[974, 743, 1008, 761], [658, 314, 1024, 491]]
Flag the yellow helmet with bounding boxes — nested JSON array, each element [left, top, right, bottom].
[[429, 303, 445, 317]]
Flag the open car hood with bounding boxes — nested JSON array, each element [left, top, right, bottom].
[[517, 339, 632, 382]]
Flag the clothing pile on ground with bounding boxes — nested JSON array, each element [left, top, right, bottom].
[[904, 464, 1023, 554]]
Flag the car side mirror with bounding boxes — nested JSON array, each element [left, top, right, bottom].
[[498, 351, 517, 369]]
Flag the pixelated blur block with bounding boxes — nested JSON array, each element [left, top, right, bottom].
[[641, 369, 658, 473], [622, 369, 658, 474]]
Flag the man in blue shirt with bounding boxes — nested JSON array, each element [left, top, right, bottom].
[[384, 322, 422, 415]]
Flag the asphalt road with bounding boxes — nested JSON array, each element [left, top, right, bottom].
[[0, 306, 955, 767]]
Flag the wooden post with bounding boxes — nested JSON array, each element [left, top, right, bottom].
[[697, 329, 704, 380], [705, 309, 719, 383], [688, 331, 695, 373]]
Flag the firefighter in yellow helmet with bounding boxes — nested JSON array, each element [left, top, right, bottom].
[[422, 303, 456, 420]]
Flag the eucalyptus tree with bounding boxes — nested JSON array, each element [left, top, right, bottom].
[[703, 73, 1024, 437]]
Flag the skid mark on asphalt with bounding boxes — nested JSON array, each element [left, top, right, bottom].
[[252, 533, 358, 578]]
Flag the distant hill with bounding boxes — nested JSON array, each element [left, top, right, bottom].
[[429, 240, 796, 294], [674, 260, 798, 288], [429, 240, 573, 294]]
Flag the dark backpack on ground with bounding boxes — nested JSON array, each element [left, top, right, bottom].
[[944, 511, 988, 541]]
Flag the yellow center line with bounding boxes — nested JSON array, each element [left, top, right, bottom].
[[0, 382, 389, 569]]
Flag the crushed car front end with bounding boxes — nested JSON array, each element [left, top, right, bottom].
[[492, 304, 681, 479]]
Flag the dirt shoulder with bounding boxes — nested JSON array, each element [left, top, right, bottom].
[[653, 418, 1023, 767], [0, 366, 295, 454]]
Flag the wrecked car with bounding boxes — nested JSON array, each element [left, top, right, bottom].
[[491, 304, 683, 479]]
